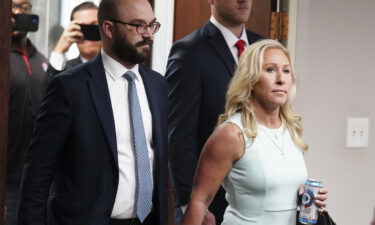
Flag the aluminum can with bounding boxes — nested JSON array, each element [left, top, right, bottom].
[[298, 179, 323, 224]]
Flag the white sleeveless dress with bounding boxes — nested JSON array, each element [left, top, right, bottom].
[[221, 113, 307, 225]]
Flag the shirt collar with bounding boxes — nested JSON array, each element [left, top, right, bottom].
[[101, 49, 140, 81], [210, 16, 249, 47], [80, 56, 89, 63]]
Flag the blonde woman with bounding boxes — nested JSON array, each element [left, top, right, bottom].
[[182, 39, 328, 225]]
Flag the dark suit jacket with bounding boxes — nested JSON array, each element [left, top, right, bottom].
[[46, 57, 84, 79], [166, 21, 262, 223], [18, 54, 168, 225]]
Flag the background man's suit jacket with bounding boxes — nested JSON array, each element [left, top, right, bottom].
[[18, 54, 168, 225], [46, 57, 84, 79], [166, 21, 262, 224]]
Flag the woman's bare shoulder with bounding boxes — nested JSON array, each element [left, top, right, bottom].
[[203, 122, 244, 161]]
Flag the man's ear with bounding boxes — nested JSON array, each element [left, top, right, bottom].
[[102, 20, 114, 39]]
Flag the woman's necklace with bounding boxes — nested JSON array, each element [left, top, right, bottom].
[[269, 126, 281, 140], [259, 124, 285, 156]]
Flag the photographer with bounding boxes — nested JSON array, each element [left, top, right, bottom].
[[47, 1, 101, 77], [7, 0, 48, 225]]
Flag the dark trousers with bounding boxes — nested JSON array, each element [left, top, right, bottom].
[[5, 182, 20, 225], [110, 210, 156, 225], [110, 218, 142, 225]]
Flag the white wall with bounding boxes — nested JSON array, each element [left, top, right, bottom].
[[28, 0, 60, 57], [294, 0, 375, 224]]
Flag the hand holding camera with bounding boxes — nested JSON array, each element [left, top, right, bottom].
[[54, 21, 100, 54], [54, 21, 84, 54]]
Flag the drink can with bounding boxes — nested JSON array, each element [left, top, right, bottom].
[[298, 179, 323, 224]]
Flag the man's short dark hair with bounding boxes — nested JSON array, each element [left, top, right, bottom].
[[98, 0, 118, 28], [70, 1, 98, 21]]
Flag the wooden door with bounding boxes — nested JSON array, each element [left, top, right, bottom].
[[173, 0, 271, 41], [0, 0, 12, 223]]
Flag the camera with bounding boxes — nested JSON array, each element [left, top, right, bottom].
[[80, 24, 101, 41], [13, 14, 39, 32]]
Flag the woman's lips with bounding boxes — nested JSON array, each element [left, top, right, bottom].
[[273, 89, 287, 94]]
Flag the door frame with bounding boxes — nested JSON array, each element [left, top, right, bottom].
[[0, 0, 11, 223], [151, 0, 175, 75], [288, 0, 298, 61]]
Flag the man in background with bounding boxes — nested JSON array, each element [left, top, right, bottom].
[[18, 0, 168, 224], [166, 0, 262, 224], [6, 0, 48, 224], [46, 1, 101, 77]]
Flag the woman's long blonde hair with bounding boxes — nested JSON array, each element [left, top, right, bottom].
[[218, 39, 308, 151]]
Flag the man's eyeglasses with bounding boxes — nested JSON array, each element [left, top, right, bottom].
[[109, 19, 161, 34], [12, 2, 32, 12]]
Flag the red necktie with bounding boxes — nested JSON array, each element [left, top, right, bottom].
[[235, 40, 246, 58]]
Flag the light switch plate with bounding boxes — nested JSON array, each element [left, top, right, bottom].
[[346, 118, 369, 148]]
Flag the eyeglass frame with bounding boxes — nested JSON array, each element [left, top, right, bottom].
[[109, 19, 161, 34], [12, 2, 32, 12]]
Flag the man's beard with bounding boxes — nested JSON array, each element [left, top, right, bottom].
[[112, 30, 153, 65]]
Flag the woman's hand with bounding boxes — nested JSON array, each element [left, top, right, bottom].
[[315, 187, 328, 209], [299, 185, 328, 211], [202, 210, 216, 225]]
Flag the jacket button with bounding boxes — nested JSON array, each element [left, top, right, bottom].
[[113, 179, 118, 186], [105, 209, 111, 217]]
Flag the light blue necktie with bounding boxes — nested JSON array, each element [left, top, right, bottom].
[[124, 71, 153, 222]]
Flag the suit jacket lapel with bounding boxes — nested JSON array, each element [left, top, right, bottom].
[[138, 65, 162, 152], [202, 21, 236, 75], [246, 29, 263, 45], [87, 55, 118, 166]]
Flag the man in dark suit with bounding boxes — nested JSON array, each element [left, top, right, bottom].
[[46, 1, 101, 77], [18, 0, 167, 225], [166, 0, 262, 224]]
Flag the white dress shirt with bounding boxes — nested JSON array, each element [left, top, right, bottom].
[[101, 49, 154, 219], [210, 16, 249, 64], [49, 51, 88, 71]]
